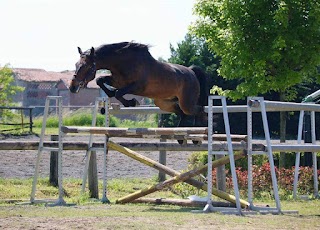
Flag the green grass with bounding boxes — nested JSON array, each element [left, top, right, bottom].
[[0, 177, 176, 204], [0, 177, 320, 229], [1, 110, 158, 136]]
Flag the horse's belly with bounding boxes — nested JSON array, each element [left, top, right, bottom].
[[140, 87, 176, 99]]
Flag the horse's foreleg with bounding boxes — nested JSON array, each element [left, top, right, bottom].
[[96, 76, 116, 97], [115, 83, 140, 107]]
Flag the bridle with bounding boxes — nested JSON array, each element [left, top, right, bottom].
[[74, 62, 96, 88]]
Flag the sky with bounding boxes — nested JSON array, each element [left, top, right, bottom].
[[0, 0, 197, 71]]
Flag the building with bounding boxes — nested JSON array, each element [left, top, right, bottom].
[[12, 68, 149, 115]]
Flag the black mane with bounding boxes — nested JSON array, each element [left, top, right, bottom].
[[94, 42, 151, 58]]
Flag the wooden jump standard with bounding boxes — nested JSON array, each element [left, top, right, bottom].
[[59, 126, 251, 208]]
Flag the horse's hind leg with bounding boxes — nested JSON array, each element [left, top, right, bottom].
[[154, 98, 196, 127], [195, 111, 208, 127], [178, 92, 204, 117], [155, 99, 195, 144]]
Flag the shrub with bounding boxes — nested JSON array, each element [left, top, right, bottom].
[[175, 151, 320, 200], [223, 163, 320, 199]]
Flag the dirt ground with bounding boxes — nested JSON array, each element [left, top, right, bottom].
[[0, 134, 193, 180]]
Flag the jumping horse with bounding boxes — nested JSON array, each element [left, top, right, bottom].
[[69, 42, 208, 127]]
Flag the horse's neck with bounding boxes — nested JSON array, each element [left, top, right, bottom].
[[95, 48, 155, 73]]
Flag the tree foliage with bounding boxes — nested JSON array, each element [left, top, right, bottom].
[[192, 0, 320, 100], [0, 65, 24, 120], [169, 33, 220, 79]]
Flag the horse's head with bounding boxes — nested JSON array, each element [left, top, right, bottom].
[[69, 47, 97, 93]]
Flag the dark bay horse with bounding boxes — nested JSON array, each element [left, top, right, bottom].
[[69, 42, 208, 127]]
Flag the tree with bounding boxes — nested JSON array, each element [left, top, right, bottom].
[[192, 0, 320, 167], [168, 33, 249, 133], [169, 33, 220, 78], [0, 65, 24, 120], [192, 0, 320, 99]]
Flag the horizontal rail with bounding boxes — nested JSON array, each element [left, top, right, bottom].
[[98, 101, 320, 114], [0, 106, 35, 110], [61, 126, 208, 135], [263, 101, 320, 112], [268, 144, 320, 152], [30, 100, 320, 115], [0, 141, 265, 152], [61, 126, 247, 142], [0, 123, 31, 126], [4, 140, 320, 152]]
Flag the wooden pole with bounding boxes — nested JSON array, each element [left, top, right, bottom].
[[216, 154, 226, 191], [49, 135, 58, 187], [158, 138, 167, 182], [131, 198, 236, 208], [0, 140, 266, 152], [107, 141, 249, 207], [115, 150, 248, 207], [88, 151, 99, 199], [29, 107, 33, 133]]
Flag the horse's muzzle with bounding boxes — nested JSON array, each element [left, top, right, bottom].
[[69, 79, 80, 93]]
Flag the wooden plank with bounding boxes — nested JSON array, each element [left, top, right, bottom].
[[0, 141, 265, 151], [131, 198, 236, 208], [61, 126, 248, 142], [61, 126, 208, 136]]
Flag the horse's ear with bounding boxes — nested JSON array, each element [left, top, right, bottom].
[[90, 47, 95, 57], [78, 47, 83, 55]]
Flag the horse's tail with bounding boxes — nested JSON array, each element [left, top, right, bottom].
[[190, 65, 209, 106]]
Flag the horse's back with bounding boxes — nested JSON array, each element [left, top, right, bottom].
[[140, 61, 199, 99]]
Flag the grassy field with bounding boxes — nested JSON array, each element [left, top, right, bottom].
[[1, 112, 320, 229], [0, 178, 319, 229], [0, 109, 158, 136]]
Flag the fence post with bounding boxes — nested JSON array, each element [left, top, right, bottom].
[[29, 107, 34, 133], [88, 151, 99, 199], [216, 154, 226, 191], [158, 138, 167, 182], [158, 114, 167, 182], [49, 135, 58, 186], [304, 112, 312, 166]]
